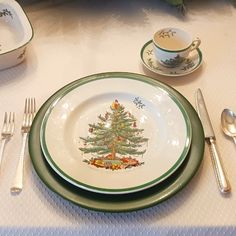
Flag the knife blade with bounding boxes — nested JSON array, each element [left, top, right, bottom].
[[195, 88, 231, 193]]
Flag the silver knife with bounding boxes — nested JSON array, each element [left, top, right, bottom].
[[195, 88, 231, 193]]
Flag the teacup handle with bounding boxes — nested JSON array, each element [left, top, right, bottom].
[[190, 38, 201, 51]]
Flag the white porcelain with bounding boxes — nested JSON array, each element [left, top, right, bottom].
[[153, 27, 201, 67], [141, 40, 202, 77], [0, 0, 33, 70], [40, 76, 192, 194]]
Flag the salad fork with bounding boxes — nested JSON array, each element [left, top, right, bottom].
[[0, 112, 15, 171], [11, 98, 36, 193]]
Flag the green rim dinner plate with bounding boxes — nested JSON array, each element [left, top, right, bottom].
[[28, 72, 205, 212], [40, 75, 192, 194]]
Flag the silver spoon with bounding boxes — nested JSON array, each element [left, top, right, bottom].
[[221, 108, 236, 144]]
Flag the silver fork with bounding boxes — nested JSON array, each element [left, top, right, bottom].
[[0, 112, 15, 171], [11, 98, 36, 193]]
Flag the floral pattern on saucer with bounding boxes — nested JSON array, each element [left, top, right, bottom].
[[141, 40, 202, 77]]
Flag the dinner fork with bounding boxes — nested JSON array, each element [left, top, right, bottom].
[[0, 112, 15, 171], [11, 98, 36, 193]]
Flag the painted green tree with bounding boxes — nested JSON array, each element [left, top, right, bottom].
[[79, 100, 148, 162]]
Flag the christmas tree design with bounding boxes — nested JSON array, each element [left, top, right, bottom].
[[79, 100, 148, 170]]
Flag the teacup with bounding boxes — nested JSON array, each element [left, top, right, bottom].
[[153, 27, 201, 67]]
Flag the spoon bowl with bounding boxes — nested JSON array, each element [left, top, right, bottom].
[[221, 109, 236, 144]]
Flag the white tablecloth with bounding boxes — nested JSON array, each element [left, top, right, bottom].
[[0, 0, 236, 234]]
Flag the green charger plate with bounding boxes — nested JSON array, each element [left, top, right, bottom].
[[28, 72, 205, 212]]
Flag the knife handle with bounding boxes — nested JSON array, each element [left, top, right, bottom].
[[208, 137, 231, 193]]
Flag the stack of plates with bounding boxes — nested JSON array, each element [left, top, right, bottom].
[[29, 72, 205, 212]]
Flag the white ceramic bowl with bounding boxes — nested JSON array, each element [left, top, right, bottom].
[[0, 0, 33, 70]]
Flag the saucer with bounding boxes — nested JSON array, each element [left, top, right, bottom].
[[140, 40, 202, 77]]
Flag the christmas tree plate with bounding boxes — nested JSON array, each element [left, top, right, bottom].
[[29, 72, 204, 212], [39, 72, 192, 194]]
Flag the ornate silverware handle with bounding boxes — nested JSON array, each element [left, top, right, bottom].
[[208, 137, 231, 193], [11, 133, 28, 193], [0, 139, 6, 170], [11, 98, 36, 194]]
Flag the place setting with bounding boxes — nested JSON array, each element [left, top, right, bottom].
[[1, 0, 236, 234], [140, 27, 203, 77], [0, 4, 230, 211], [28, 72, 206, 212], [0, 0, 207, 210]]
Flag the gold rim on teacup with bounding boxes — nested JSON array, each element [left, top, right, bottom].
[[153, 27, 201, 68]]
